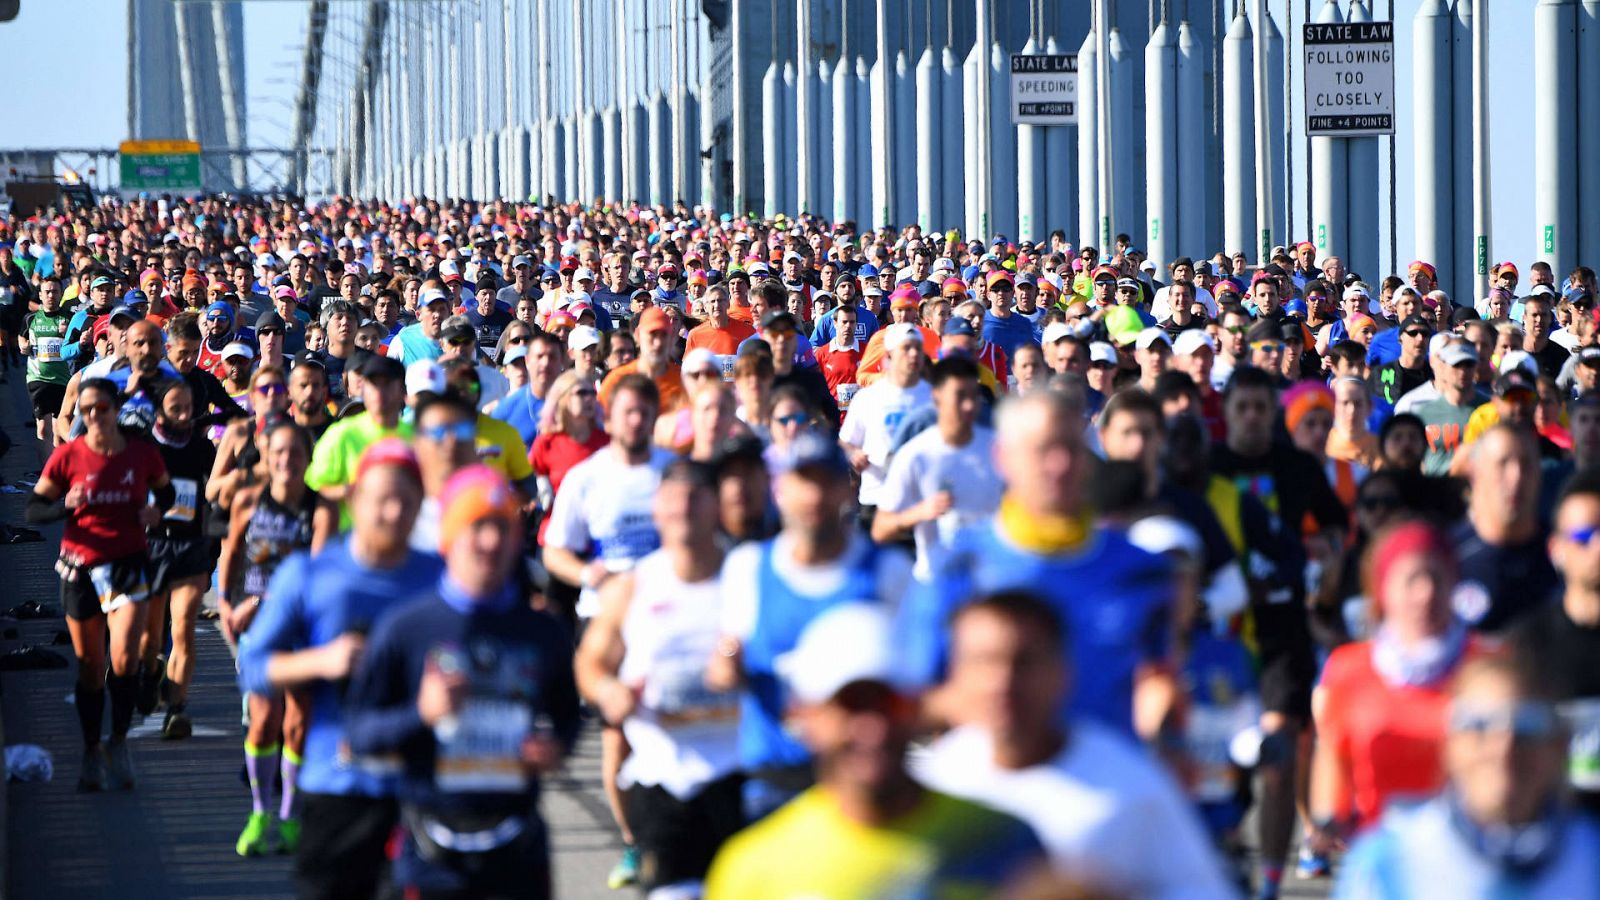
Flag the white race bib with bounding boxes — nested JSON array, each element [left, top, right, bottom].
[[164, 478, 198, 523], [643, 654, 738, 728], [35, 337, 63, 362], [837, 382, 860, 409], [435, 699, 530, 793]]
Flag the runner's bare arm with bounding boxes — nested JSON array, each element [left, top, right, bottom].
[[573, 573, 635, 723], [310, 498, 339, 553]]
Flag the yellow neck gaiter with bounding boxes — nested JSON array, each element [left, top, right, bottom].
[[996, 494, 1094, 555]]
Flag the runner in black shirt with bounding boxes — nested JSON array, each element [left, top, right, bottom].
[[140, 379, 218, 738]]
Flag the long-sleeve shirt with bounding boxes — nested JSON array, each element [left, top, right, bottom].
[[237, 538, 443, 797]]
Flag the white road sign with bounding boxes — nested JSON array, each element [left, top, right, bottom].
[[1303, 21, 1396, 137], [1010, 54, 1078, 126]]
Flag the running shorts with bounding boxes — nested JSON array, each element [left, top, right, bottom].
[[26, 381, 65, 420], [1252, 600, 1316, 719], [624, 772, 746, 890], [147, 536, 217, 593], [57, 552, 151, 620]]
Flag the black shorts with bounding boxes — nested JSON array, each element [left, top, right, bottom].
[[58, 553, 151, 621], [26, 381, 65, 420], [0, 306, 21, 333], [147, 536, 216, 593], [295, 793, 398, 900], [624, 772, 745, 890], [1252, 600, 1316, 719]]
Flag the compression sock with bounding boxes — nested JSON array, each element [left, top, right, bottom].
[[278, 747, 302, 820], [74, 682, 105, 748], [106, 673, 138, 738], [244, 742, 280, 816]]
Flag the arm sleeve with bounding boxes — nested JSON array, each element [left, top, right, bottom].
[[237, 552, 311, 696], [59, 312, 87, 362]]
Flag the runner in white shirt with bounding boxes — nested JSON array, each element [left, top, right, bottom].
[[871, 355, 1002, 580], [575, 459, 742, 896], [914, 591, 1236, 900], [542, 372, 673, 891], [838, 323, 932, 513]]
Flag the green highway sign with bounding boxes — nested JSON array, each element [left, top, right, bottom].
[[120, 140, 202, 193]]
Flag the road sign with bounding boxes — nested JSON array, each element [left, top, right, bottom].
[[119, 140, 202, 193], [1010, 54, 1078, 126], [1303, 22, 1395, 137]]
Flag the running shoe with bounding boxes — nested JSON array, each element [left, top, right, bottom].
[[77, 746, 108, 793], [236, 812, 272, 856], [161, 705, 192, 740], [607, 844, 641, 889], [105, 739, 136, 790], [276, 817, 301, 855], [1295, 845, 1331, 879]]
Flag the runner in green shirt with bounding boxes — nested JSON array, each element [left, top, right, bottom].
[[19, 275, 72, 448], [304, 354, 412, 529]]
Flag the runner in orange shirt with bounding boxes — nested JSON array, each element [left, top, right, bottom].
[[684, 285, 754, 380], [599, 307, 685, 414]]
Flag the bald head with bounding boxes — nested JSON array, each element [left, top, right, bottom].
[[124, 320, 166, 373], [995, 390, 1088, 518]]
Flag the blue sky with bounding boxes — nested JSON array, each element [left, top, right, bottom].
[[2, 0, 1539, 272]]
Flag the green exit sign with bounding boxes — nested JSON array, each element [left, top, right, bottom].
[[120, 140, 202, 193]]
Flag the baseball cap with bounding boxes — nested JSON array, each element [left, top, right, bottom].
[[778, 603, 912, 705], [90, 276, 116, 290], [220, 342, 255, 362], [1580, 346, 1600, 367], [775, 430, 851, 478], [574, 268, 596, 283], [760, 310, 800, 333], [1088, 341, 1118, 366], [1497, 349, 1539, 376], [941, 317, 977, 339], [1172, 329, 1216, 357], [439, 318, 476, 343], [1440, 341, 1479, 368], [636, 306, 672, 334], [122, 289, 149, 308], [884, 322, 924, 349], [567, 325, 601, 352], [1115, 277, 1141, 292], [1246, 319, 1282, 344], [108, 304, 142, 325], [986, 270, 1014, 289], [713, 434, 767, 473], [1135, 327, 1173, 351], [1494, 369, 1537, 398], [420, 287, 452, 308], [439, 259, 462, 281], [358, 352, 405, 382], [1399, 314, 1433, 334], [682, 347, 721, 376], [406, 360, 447, 396], [511, 255, 534, 269], [500, 345, 529, 367], [1041, 322, 1075, 345]]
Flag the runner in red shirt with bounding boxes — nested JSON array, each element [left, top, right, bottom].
[[813, 304, 865, 420], [28, 377, 173, 792]]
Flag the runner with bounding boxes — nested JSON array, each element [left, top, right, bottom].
[[27, 378, 174, 791], [237, 440, 441, 897], [138, 379, 219, 739], [346, 465, 579, 899], [218, 420, 337, 855], [20, 274, 71, 449], [575, 459, 742, 895]]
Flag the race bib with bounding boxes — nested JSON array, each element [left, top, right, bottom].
[[435, 698, 531, 793], [717, 354, 736, 382], [1186, 705, 1245, 803], [35, 337, 63, 362], [644, 654, 738, 728], [1562, 698, 1600, 791], [837, 383, 860, 410], [164, 478, 198, 523]]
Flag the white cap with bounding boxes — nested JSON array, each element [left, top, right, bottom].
[[560, 291, 591, 309], [221, 342, 255, 362], [1089, 341, 1118, 366], [932, 257, 957, 274], [682, 347, 719, 374], [1135, 327, 1172, 351], [777, 603, 911, 704], [406, 360, 446, 396], [574, 268, 596, 283], [884, 322, 923, 350], [1498, 349, 1539, 376], [1342, 283, 1371, 301], [1127, 515, 1204, 562], [438, 259, 460, 278], [1172, 329, 1216, 357], [420, 287, 452, 307], [567, 325, 601, 352], [1428, 332, 1454, 357], [501, 345, 529, 366], [1531, 284, 1557, 298], [1041, 322, 1075, 345]]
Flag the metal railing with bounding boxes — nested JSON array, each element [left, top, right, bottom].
[[0, 147, 335, 197]]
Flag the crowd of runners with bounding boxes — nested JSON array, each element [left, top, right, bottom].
[[3, 192, 1599, 900]]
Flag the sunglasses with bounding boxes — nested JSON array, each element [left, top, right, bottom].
[[445, 335, 475, 347], [1561, 525, 1600, 547], [1403, 329, 1430, 338], [420, 421, 476, 443], [255, 383, 288, 396], [1250, 341, 1285, 354], [774, 412, 808, 427], [832, 681, 916, 719], [573, 387, 598, 398], [258, 327, 285, 337], [990, 285, 1014, 293], [1449, 701, 1559, 741], [505, 336, 529, 346], [1225, 325, 1248, 335]]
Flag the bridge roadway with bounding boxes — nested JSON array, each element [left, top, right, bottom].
[[0, 375, 1331, 899]]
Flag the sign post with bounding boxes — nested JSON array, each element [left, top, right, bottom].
[[1303, 22, 1396, 137], [119, 140, 202, 194], [1010, 54, 1078, 126]]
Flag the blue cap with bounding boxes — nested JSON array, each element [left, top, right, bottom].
[[108, 304, 143, 325], [961, 265, 981, 282], [122, 289, 149, 307], [859, 263, 879, 278], [205, 301, 234, 320], [1284, 298, 1308, 317], [90, 276, 116, 290], [777, 431, 851, 477], [942, 317, 978, 338]]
